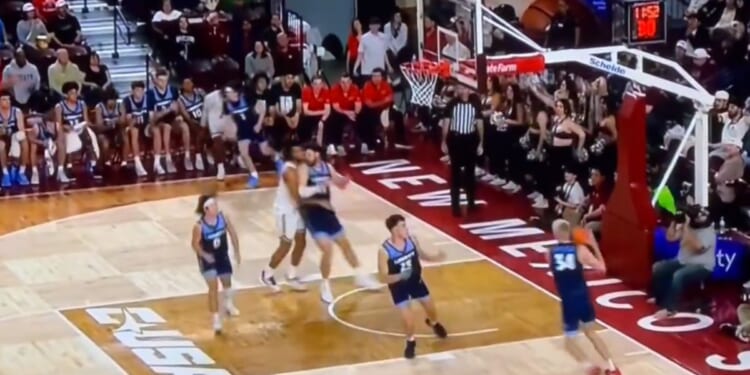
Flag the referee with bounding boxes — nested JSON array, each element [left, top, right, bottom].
[[441, 84, 483, 217]]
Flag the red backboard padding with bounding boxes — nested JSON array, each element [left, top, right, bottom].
[[600, 93, 657, 290]]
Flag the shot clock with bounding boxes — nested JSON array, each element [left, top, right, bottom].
[[626, 0, 667, 45]]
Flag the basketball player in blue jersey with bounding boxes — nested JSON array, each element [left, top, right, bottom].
[[93, 89, 123, 168], [0, 90, 30, 188], [297, 143, 379, 303], [122, 81, 149, 177], [177, 77, 207, 172], [191, 193, 242, 334], [146, 69, 193, 175], [261, 143, 308, 292], [54, 81, 97, 182], [379, 214, 448, 359], [548, 220, 621, 375], [223, 83, 265, 188]]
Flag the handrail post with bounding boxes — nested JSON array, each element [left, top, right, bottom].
[[82, 0, 89, 13], [145, 54, 150, 88], [112, 5, 119, 59]]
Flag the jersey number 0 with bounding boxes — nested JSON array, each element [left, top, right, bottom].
[[553, 253, 577, 271]]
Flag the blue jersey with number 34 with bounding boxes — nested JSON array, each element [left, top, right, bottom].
[[549, 243, 588, 298]]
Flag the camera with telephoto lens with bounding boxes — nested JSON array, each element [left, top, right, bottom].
[[674, 204, 711, 228]]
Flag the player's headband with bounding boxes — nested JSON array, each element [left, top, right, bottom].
[[203, 197, 216, 210]]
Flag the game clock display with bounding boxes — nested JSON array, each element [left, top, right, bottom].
[[626, 0, 667, 45]]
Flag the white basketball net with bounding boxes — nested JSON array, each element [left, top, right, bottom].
[[400, 64, 441, 107]]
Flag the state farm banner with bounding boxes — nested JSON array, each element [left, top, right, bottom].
[[485, 54, 546, 75]]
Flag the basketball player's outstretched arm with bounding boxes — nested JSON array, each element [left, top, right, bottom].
[[224, 215, 241, 267], [191, 223, 214, 263], [412, 235, 445, 263], [327, 163, 350, 189], [296, 163, 324, 197]]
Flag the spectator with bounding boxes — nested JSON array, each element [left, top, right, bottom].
[[82, 52, 112, 106], [47, 48, 83, 97], [360, 68, 393, 154], [711, 0, 741, 32], [711, 96, 748, 157], [650, 205, 716, 319], [674, 40, 691, 67], [33, 0, 57, 21], [233, 18, 256, 66], [248, 73, 273, 130], [0, 17, 12, 49], [545, 0, 579, 49], [384, 12, 407, 67], [204, 12, 229, 59], [300, 75, 330, 144], [581, 167, 611, 236], [688, 48, 718, 88], [245, 41, 274, 80], [719, 281, 750, 343], [442, 34, 471, 60], [272, 33, 301, 78], [712, 138, 746, 227], [269, 73, 302, 147], [346, 19, 363, 76], [1, 49, 41, 110], [171, 16, 195, 76], [554, 168, 585, 224], [423, 14, 441, 55], [262, 13, 286, 51], [152, 0, 182, 23], [327, 73, 360, 156], [685, 10, 711, 49], [17, 3, 50, 50], [355, 18, 390, 81], [48, 0, 84, 48]]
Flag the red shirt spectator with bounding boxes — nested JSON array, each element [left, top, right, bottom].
[[330, 80, 360, 112], [302, 84, 330, 112], [33, 0, 55, 21], [204, 13, 229, 57], [362, 76, 393, 111]]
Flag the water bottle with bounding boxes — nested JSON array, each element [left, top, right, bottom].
[[719, 217, 727, 234]]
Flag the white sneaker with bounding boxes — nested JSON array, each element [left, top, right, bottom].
[[527, 191, 542, 200], [206, 154, 215, 166], [135, 159, 148, 177], [320, 281, 334, 304], [165, 157, 177, 173], [184, 156, 194, 171], [440, 155, 450, 163], [153, 160, 166, 175], [57, 169, 71, 183], [480, 173, 495, 182], [354, 274, 381, 290], [195, 155, 205, 171], [474, 167, 485, 177], [286, 276, 308, 292], [260, 269, 281, 293], [30, 169, 39, 185], [216, 164, 226, 181], [360, 143, 374, 155], [336, 145, 347, 156], [532, 197, 549, 209], [326, 144, 336, 156], [490, 177, 507, 186], [501, 181, 521, 193], [224, 302, 240, 317]]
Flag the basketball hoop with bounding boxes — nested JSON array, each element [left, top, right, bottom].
[[400, 60, 451, 107]]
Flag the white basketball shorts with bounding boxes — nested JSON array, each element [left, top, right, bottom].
[[275, 211, 305, 240]]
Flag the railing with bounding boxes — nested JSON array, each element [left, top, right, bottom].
[[111, 3, 132, 59], [82, 0, 89, 13]]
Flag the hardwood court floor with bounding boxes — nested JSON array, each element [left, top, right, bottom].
[[0, 178, 682, 374]]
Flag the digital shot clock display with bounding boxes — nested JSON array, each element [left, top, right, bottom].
[[626, 0, 667, 45]]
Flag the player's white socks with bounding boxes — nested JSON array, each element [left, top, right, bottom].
[[287, 266, 297, 279], [250, 171, 258, 178], [1, 167, 7, 174], [216, 163, 225, 180], [320, 279, 334, 304], [606, 359, 616, 371], [223, 287, 239, 316], [212, 313, 222, 331], [19, 166, 26, 174]]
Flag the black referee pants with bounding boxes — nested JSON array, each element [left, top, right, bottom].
[[447, 132, 479, 215]]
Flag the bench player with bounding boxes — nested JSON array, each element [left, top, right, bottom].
[[0, 90, 30, 187], [93, 89, 122, 168], [177, 77, 207, 171], [548, 219, 621, 375], [378, 214, 448, 359], [122, 81, 149, 177], [191, 192, 242, 335], [261, 143, 308, 292], [297, 143, 379, 303], [55, 81, 96, 181], [147, 69, 193, 174], [223, 83, 263, 188]]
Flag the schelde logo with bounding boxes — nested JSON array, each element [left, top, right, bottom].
[[487, 62, 518, 74], [589, 57, 627, 75]]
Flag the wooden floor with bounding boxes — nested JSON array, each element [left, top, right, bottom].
[[0, 177, 681, 374]]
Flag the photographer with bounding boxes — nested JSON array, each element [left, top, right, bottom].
[[719, 281, 750, 343], [650, 205, 717, 320]]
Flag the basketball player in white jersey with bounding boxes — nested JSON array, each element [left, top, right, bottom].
[[201, 87, 227, 180], [260, 143, 308, 292]]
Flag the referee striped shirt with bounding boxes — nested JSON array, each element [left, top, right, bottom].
[[445, 95, 482, 134]]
